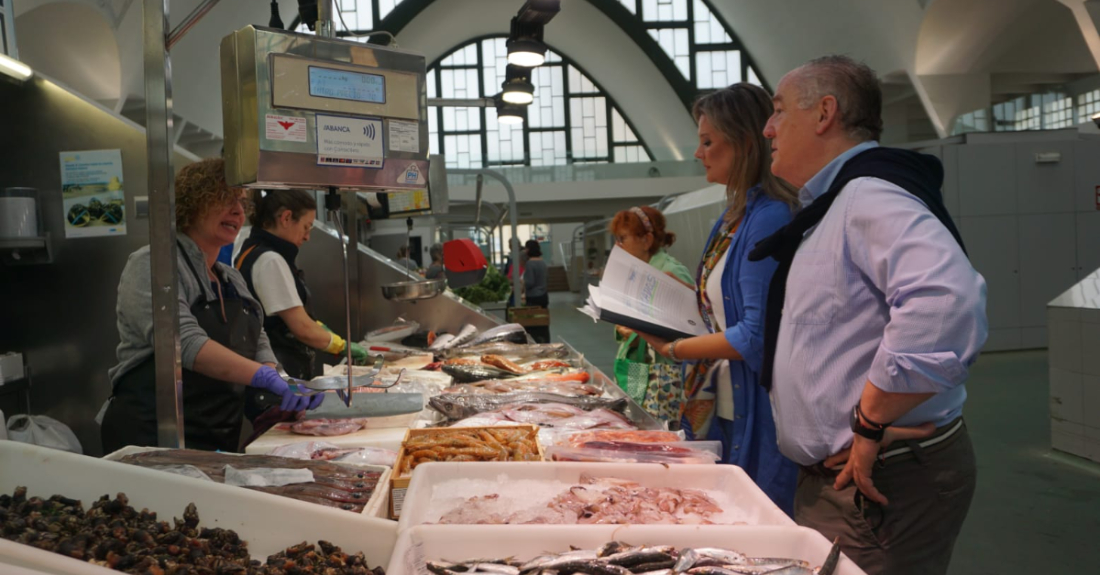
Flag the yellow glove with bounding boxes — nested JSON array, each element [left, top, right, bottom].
[[323, 331, 347, 355]]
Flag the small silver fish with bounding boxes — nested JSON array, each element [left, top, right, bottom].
[[471, 564, 521, 575], [693, 549, 748, 565], [521, 550, 599, 572], [602, 546, 676, 567]]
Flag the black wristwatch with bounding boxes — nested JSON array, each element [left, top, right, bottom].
[[850, 403, 888, 442]]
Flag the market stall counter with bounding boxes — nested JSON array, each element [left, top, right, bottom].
[[0, 442, 397, 575]]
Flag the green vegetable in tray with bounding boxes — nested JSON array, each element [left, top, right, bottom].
[[454, 264, 512, 305]]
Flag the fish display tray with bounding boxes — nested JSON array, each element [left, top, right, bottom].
[[103, 446, 392, 519], [390, 425, 544, 520], [394, 461, 793, 532], [388, 524, 866, 575], [0, 441, 397, 575], [246, 422, 412, 454]]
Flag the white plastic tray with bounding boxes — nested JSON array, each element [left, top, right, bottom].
[[0, 441, 397, 575], [388, 524, 866, 575], [395, 462, 794, 532], [103, 445, 392, 519]]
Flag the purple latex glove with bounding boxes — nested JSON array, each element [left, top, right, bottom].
[[307, 392, 324, 410], [250, 366, 309, 412]]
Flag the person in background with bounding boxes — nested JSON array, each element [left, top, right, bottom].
[[101, 158, 320, 453], [608, 206, 694, 423], [755, 55, 986, 574], [636, 83, 799, 514], [234, 190, 369, 427], [424, 243, 445, 280], [395, 245, 418, 271], [522, 239, 550, 343]]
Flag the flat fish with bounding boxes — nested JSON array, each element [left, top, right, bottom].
[[466, 323, 529, 346]]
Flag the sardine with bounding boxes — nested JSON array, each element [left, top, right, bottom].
[[472, 564, 521, 575], [467, 323, 529, 345], [602, 546, 676, 567], [741, 559, 809, 569], [442, 363, 515, 383], [429, 561, 464, 575], [629, 560, 677, 572], [536, 560, 633, 575], [692, 549, 748, 566], [521, 550, 600, 572]]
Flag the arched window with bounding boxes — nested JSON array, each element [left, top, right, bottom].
[[621, 0, 764, 90], [427, 37, 652, 169], [295, 0, 766, 94]]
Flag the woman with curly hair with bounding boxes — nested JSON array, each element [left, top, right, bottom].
[[101, 158, 321, 453]]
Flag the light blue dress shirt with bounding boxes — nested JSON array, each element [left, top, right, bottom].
[[771, 141, 989, 466]]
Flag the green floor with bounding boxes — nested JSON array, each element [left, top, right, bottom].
[[546, 291, 1100, 574]]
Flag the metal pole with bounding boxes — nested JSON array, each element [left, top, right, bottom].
[[343, 193, 361, 345], [165, 0, 220, 50], [317, 0, 335, 38], [450, 169, 522, 307], [144, 0, 183, 448]]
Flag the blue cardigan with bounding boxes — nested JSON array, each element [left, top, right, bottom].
[[692, 186, 798, 515]]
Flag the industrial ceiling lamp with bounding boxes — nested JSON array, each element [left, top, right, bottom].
[[506, 0, 560, 67], [0, 53, 32, 83], [496, 96, 527, 125], [501, 65, 535, 105]]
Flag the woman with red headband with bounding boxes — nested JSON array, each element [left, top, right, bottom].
[[608, 206, 694, 423]]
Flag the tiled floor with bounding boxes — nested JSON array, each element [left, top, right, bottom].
[[546, 291, 1100, 574]]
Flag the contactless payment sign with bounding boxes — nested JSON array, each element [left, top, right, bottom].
[[315, 114, 384, 168]]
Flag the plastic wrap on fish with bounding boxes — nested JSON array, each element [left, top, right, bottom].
[[546, 441, 722, 464], [429, 392, 629, 420], [439, 342, 569, 360], [442, 379, 603, 396], [422, 541, 822, 575], [437, 474, 722, 525], [448, 405, 636, 430]]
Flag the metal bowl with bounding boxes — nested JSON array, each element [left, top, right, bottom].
[[381, 278, 447, 301]]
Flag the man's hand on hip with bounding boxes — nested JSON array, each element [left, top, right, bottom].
[[829, 422, 936, 506]]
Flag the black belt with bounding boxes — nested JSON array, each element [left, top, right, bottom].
[[801, 417, 966, 477]]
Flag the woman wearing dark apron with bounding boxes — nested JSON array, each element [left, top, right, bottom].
[[234, 190, 368, 426], [100, 159, 321, 453]]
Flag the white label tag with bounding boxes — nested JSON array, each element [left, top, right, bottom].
[[391, 486, 407, 516], [389, 120, 420, 153], [316, 114, 384, 168], [397, 163, 426, 185], [264, 114, 308, 142]]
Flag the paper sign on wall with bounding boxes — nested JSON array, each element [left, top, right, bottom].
[[59, 149, 126, 238], [315, 114, 384, 168]]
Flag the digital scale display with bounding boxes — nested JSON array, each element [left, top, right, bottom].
[[308, 66, 386, 104]]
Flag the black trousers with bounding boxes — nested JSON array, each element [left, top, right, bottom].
[[524, 293, 551, 343]]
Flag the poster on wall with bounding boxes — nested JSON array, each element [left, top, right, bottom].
[[59, 150, 127, 238]]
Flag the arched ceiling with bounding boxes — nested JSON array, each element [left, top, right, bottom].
[[15, 1, 121, 102], [393, 0, 698, 161]]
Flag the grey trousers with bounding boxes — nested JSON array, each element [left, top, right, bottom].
[[794, 420, 976, 575]]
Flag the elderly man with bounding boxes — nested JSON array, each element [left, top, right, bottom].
[[751, 55, 988, 575]]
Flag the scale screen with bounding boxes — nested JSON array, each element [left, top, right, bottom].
[[308, 65, 386, 104], [387, 189, 432, 215]]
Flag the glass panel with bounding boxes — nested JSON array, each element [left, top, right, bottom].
[[618, 0, 637, 14], [649, 28, 691, 79], [642, 0, 687, 21], [530, 65, 565, 129], [1043, 95, 1073, 129], [379, 0, 405, 20], [570, 97, 608, 159], [529, 131, 567, 166], [444, 134, 484, 168], [426, 69, 437, 98], [747, 65, 761, 87], [1076, 89, 1100, 124], [693, 0, 731, 44], [615, 145, 649, 163], [612, 109, 639, 143], [482, 38, 508, 97], [568, 66, 597, 94], [336, 0, 372, 31], [486, 107, 526, 163]]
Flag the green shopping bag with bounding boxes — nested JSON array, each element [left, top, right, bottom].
[[614, 333, 650, 404]]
